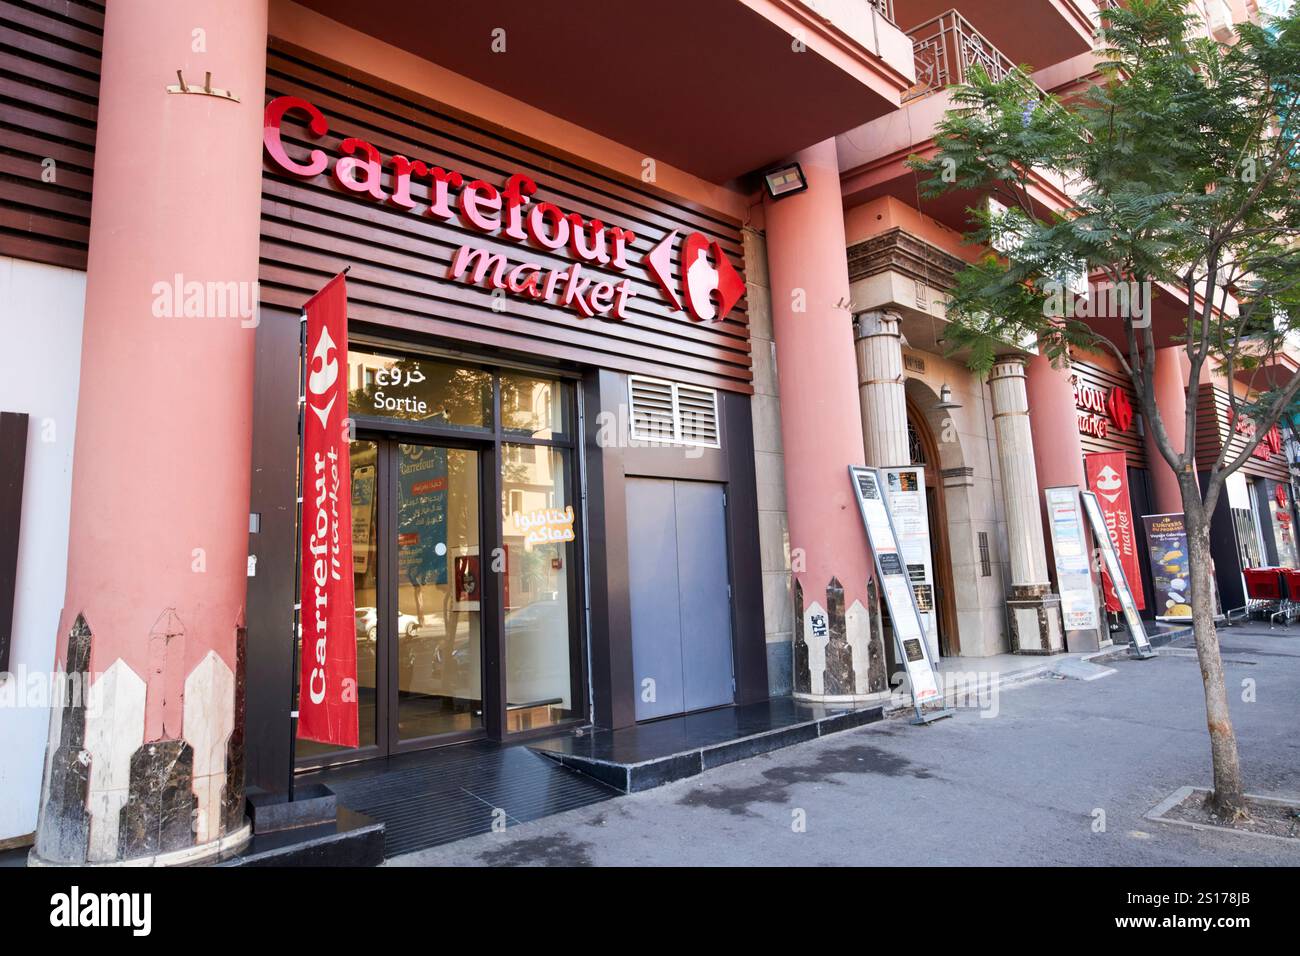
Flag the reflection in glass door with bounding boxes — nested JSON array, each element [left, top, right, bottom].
[[297, 438, 484, 765], [394, 444, 483, 742]]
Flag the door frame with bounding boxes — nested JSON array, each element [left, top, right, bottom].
[[384, 435, 493, 754], [294, 346, 590, 771], [906, 396, 960, 656], [627, 476, 737, 723]]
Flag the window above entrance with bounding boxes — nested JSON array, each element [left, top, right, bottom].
[[348, 348, 491, 429]]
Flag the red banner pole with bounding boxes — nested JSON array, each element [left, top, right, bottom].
[[288, 267, 355, 798], [288, 307, 307, 801]]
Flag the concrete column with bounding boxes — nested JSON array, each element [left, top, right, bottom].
[[1145, 346, 1192, 514], [1025, 352, 1105, 650], [764, 140, 885, 702], [854, 309, 910, 467], [989, 356, 1065, 653], [34, 0, 268, 865]]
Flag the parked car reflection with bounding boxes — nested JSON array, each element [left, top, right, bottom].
[[504, 597, 570, 709]]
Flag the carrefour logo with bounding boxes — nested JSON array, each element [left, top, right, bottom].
[[646, 230, 746, 323], [307, 321, 340, 430]]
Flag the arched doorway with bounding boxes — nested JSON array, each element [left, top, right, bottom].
[[904, 391, 961, 657]]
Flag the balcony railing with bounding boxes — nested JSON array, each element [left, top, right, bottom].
[[901, 9, 1021, 103]]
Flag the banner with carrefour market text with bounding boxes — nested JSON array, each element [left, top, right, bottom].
[[298, 273, 359, 747], [1084, 451, 1146, 613]]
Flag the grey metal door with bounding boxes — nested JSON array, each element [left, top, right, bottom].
[[628, 478, 734, 721]]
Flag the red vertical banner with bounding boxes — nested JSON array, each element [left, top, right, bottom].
[[298, 274, 358, 746], [1085, 451, 1146, 613]]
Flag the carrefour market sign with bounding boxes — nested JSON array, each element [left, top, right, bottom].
[[263, 96, 744, 324]]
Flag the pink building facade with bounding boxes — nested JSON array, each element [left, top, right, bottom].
[[0, 0, 1290, 863]]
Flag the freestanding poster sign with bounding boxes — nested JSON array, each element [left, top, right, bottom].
[[883, 466, 938, 661], [1081, 490, 1155, 658], [849, 466, 951, 723], [1044, 486, 1101, 633], [1141, 513, 1193, 621]]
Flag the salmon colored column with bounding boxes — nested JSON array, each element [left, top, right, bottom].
[[764, 139, 884, 702], [34, 0, 268, 865], [1025, 351, 1105, 650], [1145, 346, 1192, 514], [1026, 353, 1088, 494]]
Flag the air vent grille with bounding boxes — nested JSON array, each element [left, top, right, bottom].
[[628, 375, 721, 448]]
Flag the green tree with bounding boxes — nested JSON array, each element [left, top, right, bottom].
[[913, 0, 1300, 818]]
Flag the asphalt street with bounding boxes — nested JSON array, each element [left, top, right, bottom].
[[392, 625, 1300, 866]]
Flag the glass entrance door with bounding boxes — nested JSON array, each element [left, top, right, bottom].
[[296, 348, 587, 769], [297, 437, 485, 764], [393, 442, 483, 744]]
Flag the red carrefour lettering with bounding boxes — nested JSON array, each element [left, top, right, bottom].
[[262, 95, 747, 324], [264, 96, 329, 177]]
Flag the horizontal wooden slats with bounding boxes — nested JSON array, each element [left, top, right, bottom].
[[1193, 385, 1289, 481], [1072, 361, 1147, 465], [0, 0, 102, 270], [262, 42, 753, 393]]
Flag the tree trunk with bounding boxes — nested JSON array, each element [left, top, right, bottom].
[[1180, 487, 1249, 820]]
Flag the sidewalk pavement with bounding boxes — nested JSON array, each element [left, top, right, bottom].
[[391, 623, 1300, 866]]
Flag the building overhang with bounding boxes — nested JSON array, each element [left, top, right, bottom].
[[1233, 350, 1300, 392], [840, 131, 1076, 235], [290, 0, 916, 184], [1074, 278, 1235, 354]]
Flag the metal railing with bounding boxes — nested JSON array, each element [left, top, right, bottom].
[[901, 9, 1022, 103]]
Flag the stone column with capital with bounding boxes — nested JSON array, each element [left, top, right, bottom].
[[989, 356, 1066, 653], [33, 0, 268, 865], [854, 310, 911, 468]]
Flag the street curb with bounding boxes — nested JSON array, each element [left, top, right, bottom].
[[1146, 785, 1300, 845], [882, 658, 1059, 718]]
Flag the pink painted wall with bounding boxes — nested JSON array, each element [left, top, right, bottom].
[[763, 138, 873, 609], [1145, 346, 1192, 514], [843, 195, 982, 264], [1026, 350, 1088, 521], [60, 0, 268, 739]]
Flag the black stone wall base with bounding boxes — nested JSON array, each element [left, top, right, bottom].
[[534, 698, 886, 794], [32, 614, 93, 864], [222, 624, 248, 834], [118, 740, 197, 858], [1008, 590, 1066, 655], [822, 577, 856, 695], [219, 808, 384, 867], [793, 579, 811, 694], [246, 784, 337, 833]]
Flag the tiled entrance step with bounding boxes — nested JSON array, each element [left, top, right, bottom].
[[530, 697, 885, 793], [300, 741, 619, 858]]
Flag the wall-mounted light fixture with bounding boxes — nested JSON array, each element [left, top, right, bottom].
[[934, 383, 962, 410], [761, 162, 808, 200]]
